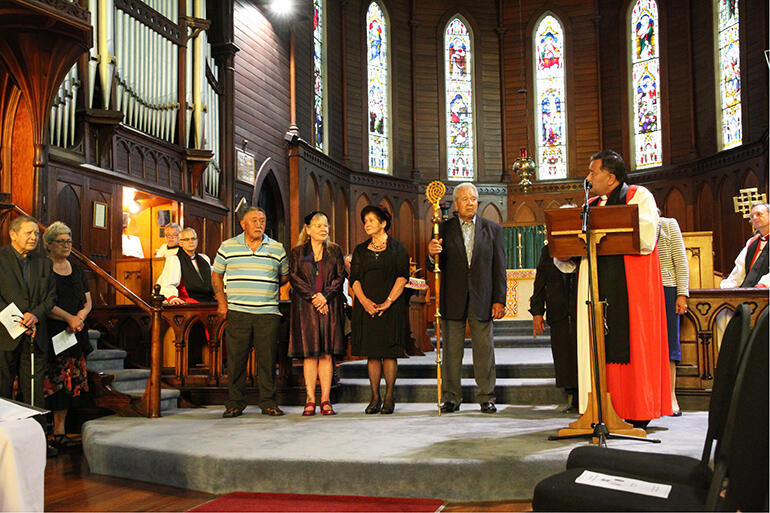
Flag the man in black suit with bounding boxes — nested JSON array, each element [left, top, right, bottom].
[[529, 243, 579, 412], [428, 183, 506, 413], [0, 215, 56, 409]]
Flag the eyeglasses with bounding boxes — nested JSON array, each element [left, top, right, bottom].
[[53, 239, 73, 246], [180, 237, 197, 242]]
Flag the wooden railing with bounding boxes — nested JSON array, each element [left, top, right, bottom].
[[680, 288, 768, 394], [0, 203, 164, 417]]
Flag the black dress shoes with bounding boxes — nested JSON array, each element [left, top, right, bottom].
[[381, 397, 395, 414], [222, 407, 245, 418], [480, 401, 497, 414], [440, 401, 460, 413], [365, 398, 382, 414], [261, 406, 285, 416]]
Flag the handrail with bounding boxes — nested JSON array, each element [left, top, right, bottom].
[[0, 203, 162, 418], [4, 204, 154, 313]]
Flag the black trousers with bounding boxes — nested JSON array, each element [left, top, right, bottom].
[[225, 311, 280, 410], [0, 336, 47, 408]]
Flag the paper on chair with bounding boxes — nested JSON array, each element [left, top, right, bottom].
[[52, 329, 78, 355], [0, 303, 27, 340], [574, 470, 672, 499]]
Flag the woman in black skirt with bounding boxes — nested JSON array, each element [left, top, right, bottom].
[[42, 221, 92, 448], [350, 206, 409, 414]]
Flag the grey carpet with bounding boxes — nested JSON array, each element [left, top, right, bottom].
[[82, 404, 707, 501]]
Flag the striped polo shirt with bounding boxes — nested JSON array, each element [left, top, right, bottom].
[[212, 232, 288, 315]]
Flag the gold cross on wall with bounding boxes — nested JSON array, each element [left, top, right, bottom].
[[733, 188, 768, 218]]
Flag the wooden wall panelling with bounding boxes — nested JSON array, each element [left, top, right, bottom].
[[596, 0, 628, 158], [11, 98, 35, 215], [55, 177, 83, 249], [742, 0, 769, 144], [690, 0, 717, 156], [411, 1, 443, 179], [232, 0, 291, 243], [663, 0, 697, 163], [344, 0, 364, 172], [295, 5, 313, 143], [388, 0, 411, 179], [334, 187, 349, 253]]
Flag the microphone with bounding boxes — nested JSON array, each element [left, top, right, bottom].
[[584, 179, 592, 191]]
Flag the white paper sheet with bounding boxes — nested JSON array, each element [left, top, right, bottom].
[[0, 303, 26, 340], [52, 329, 78, 355], [0, 398, 44, 422], [575, 470, 672, 499]]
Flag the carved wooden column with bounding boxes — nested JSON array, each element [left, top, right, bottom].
[[0, 0, 92, 220]]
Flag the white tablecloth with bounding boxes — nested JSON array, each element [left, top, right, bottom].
[[0, 418, 45, 512]]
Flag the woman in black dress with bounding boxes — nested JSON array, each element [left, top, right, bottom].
[[42, 221, 92, 448], [288, 211, 346, 416], [350, 206, 409, 414]]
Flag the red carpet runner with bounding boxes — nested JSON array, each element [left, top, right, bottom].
[[188, 492, 445, 512]]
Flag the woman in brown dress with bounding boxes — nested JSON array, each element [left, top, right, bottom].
[[288, 211, 346, 416], [350, 206, 409, 414]]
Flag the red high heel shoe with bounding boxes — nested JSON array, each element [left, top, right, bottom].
[[320, 401, 336, 416], [302, 401, 316, 416]]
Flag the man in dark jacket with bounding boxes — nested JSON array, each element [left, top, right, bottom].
[[529, 243, 578, 412], [0, 215, 56, 408], [428, 183, 506, 414]]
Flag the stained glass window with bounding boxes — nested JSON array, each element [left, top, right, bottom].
[[716, 0, 742, 149], [630, 0, 662, 168], [313, 0, 326, 152], [444, 16, 474, 181], [367, 2, 390, 174], [534, 14, 567, 180]]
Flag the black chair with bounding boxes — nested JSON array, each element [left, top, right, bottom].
[[565, 303, 752, 489], [532, 308, 768, 512]]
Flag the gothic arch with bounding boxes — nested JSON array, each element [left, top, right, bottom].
[[481, 203, 502, 224], [398, 200, 416, 257], [513, 202, 537, 224], [663, 187, 686, 225]]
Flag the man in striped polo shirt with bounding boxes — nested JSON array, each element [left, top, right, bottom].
[[212, 207, 289, 418]]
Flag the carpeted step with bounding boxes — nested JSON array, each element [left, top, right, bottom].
[[108, 369, 152, 394], [82, 405, 709, 501], [86, 349, 127, 372], [339, 361, 554, 379], [120, 387, 181, 411], [336, 377, 566, 405]]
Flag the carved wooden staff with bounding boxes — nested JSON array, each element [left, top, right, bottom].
[[426, 180, 446, 414]]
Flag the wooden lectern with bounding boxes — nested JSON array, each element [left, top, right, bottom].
[[545, 205, 649, 443]]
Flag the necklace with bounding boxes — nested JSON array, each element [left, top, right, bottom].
[[369, 237, 387, 251]]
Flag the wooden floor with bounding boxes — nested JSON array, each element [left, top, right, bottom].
[[45, 446, 532, 512]]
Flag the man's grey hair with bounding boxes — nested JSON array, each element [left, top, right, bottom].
[[241, 206, 266, 218], [165, 222, 181, 233], [452, 182, 478, 202], [750, 202, 769, 213], [181, 227, 197, 238], [10, 215, 37, 233], [44, 221, 72, 244]]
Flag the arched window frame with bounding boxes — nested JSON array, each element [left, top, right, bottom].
[[628, 0, 663, 169], [312, 0, 328, 153], [532, 12, 568, 180], [443, 14, 477, 181], [365, 0, 392, 175], [714, 0, 743, 150]]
